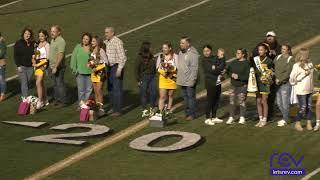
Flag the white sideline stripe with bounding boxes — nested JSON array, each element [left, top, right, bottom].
[[301, 168, 320, 180], [5, 0, 211, 81], [0, 0, 23, 9]]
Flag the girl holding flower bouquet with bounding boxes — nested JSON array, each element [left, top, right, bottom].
[[88, 36, 108, 116], [156, 41, 178, 114], [252, 43, 274, 127], [32, 29, 49, 109]]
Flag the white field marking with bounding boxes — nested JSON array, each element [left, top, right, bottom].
[[2, 121, 47, 128], [5, 0, 210, 71], [24, 33, 320, 178], [0, 0, 24, 9], [301, 168, 320, 180]]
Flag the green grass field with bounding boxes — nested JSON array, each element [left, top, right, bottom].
[[1, 0, 320, 179]]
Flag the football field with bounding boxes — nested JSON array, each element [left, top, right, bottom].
[[1, 0, 320, 179]]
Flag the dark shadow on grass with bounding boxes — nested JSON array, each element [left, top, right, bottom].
[[0, 0, 89, 15], [5, 79, 21, 99]]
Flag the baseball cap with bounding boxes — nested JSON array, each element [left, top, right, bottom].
[[266, 31, 276, 37]]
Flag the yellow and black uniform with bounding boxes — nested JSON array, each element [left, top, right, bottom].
[[89, 53, 106, 83], [157, 53, 178, 90], [34, 58, 48, 76]]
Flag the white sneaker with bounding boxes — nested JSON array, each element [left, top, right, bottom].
[[314, 123, 320, 131], [204, 118, 212, 124], [36, 101, 44, 109], [207, 120, 215, 126], [255, 121, 262, 127], [238, 117, 246, 124], [212, 118, 224, 123], [226, 117, 234, 124], [258, 120, 267, 127], [277, 120, 287, 127]]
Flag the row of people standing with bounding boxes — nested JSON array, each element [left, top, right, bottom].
[[135, 37, 199, 120], [13, 26, 67, 108], [5, 27, 320, 131], [9, 26, 126, 117], [70, 27, 127, 116]]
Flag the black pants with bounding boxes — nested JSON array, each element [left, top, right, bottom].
[[268, 83, 276, 118], [205, 82, 221, 119]]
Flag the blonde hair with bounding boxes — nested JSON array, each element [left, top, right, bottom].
[[295, 48, 310, 68], [217, 48, 225, 53]]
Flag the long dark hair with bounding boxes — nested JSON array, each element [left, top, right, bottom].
[[20, 27, 34, 41], [90, 35, 105, 63], [37, 29, 49, 42], [139, 41, 153, 60], [160, 41, 173, 62], [81, 32, 92, 46]]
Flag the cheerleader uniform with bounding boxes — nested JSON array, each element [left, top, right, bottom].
[[156, 53, 178, 90], [34, 45, 49, 76]]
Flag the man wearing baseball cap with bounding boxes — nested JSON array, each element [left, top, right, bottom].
[[252, 30, 281, 60]]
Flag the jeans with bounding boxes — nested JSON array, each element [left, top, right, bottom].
[[50, 67, 67, 103], [76, 74, 92, 103], [229, 85, 247, 118], [181, 85, 196, 118], [140, 74, 156, 108], [107, 64, 123, 113], [0, 65, 6, 95], [18, 66, 33, 98], [276, 83, 291, 121], [296, 93, 313, 121]]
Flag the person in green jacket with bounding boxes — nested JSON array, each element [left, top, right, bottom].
[[0, 32, 7, 101], [226, 48, 250, 125], [252, 43, 274, 127], [70, 32, 92, 106], [274, 44, 294, 127]]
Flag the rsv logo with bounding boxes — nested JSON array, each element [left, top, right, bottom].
[[270, 152, 306, 176]]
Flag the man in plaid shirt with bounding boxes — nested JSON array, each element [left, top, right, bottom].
[[104, 27, 127, 116]]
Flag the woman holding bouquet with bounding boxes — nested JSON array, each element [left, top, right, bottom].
[[32, 29, 50, 109], [252, 43, 274, 127], [88, 35, 108, 116], [289, 48, 314, 131], [70, 32, 92, 106], [156, 41, 178, 114]]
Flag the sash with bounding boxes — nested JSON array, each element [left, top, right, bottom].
[[253, 56, 264, 73]]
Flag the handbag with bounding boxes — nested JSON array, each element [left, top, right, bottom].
[[18, 101, 30, 115], [80, 108, 90, 122]]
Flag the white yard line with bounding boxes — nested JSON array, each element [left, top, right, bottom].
[[5, 0, 211, 82], [301, 168, 320, 180], [0, 0, 23, 9]]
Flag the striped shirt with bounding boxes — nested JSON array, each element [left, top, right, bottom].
[[104, 36, 127, 69]]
